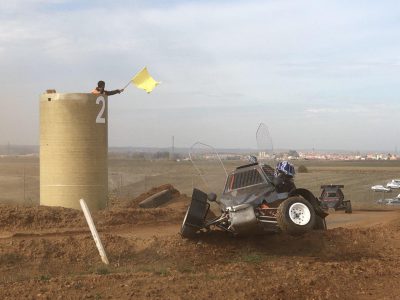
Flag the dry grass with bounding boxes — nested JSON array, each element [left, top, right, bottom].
[[1, 156, 399, 209]]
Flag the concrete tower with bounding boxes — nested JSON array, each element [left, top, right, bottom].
[[40, 93, 108, 211]]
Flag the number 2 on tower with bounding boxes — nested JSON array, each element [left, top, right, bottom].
[[96, 96, 106, 124]]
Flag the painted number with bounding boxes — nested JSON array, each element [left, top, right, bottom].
[[96, 96, 106, 124]]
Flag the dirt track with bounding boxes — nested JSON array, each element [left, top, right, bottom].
[[327, 209, 400, 228], [0, 187, 400, 299]]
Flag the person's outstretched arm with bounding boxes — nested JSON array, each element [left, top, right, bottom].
[[105, 89, 124, 96]]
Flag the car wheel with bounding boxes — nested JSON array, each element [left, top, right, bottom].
[[345, 201, 352, 214], [276, 196, 316, 235], [180, 207, 198, 238]]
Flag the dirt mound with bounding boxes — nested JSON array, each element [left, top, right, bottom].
[[0, 185, 191, 232], [0, 205, 86, 231], [0, 204, 187, 232], [99, 186, 190, 227]]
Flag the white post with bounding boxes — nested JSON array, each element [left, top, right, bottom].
[[23, 166, 26, 203], [80, 199, 109, 265]]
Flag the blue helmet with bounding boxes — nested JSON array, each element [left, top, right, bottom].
[[275, 161, 295, 177]]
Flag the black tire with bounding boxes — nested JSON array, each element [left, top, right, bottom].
[[276, 196, 316, 235], [345, 201, 352, 214], [180, 189, 209, 239], [138, 189, 172, 208], [180, 207, 198, 238], [314, 215, 327, 230]]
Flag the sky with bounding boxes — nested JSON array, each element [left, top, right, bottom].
[[0, 0, 399, 151]]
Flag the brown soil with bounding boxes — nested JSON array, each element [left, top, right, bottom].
[[0, 184, 400, 299]]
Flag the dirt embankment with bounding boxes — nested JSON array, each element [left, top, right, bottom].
[[0, 184, 191, 232], [0, 185, 399, 299]]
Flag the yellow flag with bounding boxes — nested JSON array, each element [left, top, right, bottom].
[[131, 67, 159, 93]]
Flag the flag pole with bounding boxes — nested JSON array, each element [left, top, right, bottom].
[[122, 80, 131, 90], [122, 67, 143, 90]]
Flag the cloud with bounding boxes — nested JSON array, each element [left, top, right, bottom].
[[305, 103, 400, 116], [306, 108, 339, 114], [0, 0, 400, 150]]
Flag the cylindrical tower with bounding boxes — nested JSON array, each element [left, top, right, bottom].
[[40, 93, 108, 211]]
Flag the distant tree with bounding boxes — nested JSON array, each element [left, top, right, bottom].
[[288, 150, 299, 158], [297, 165, 308, 173], [226, 155, 242, 160], [153, 151, 170, 159], [130, 152, 146, 160]]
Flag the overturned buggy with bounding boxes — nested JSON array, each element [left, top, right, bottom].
[[181, 161, 328, 238]]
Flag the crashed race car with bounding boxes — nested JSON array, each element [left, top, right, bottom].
[[181, 160, 328, 238], [319, 185, 352, 213]]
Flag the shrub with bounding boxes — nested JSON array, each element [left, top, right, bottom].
[[298, 165, 309, 173], [241, 253, 263, 263], [96, 267, 110, 275]]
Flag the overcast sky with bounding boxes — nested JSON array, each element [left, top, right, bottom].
[[1, 0, 399, 151]]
